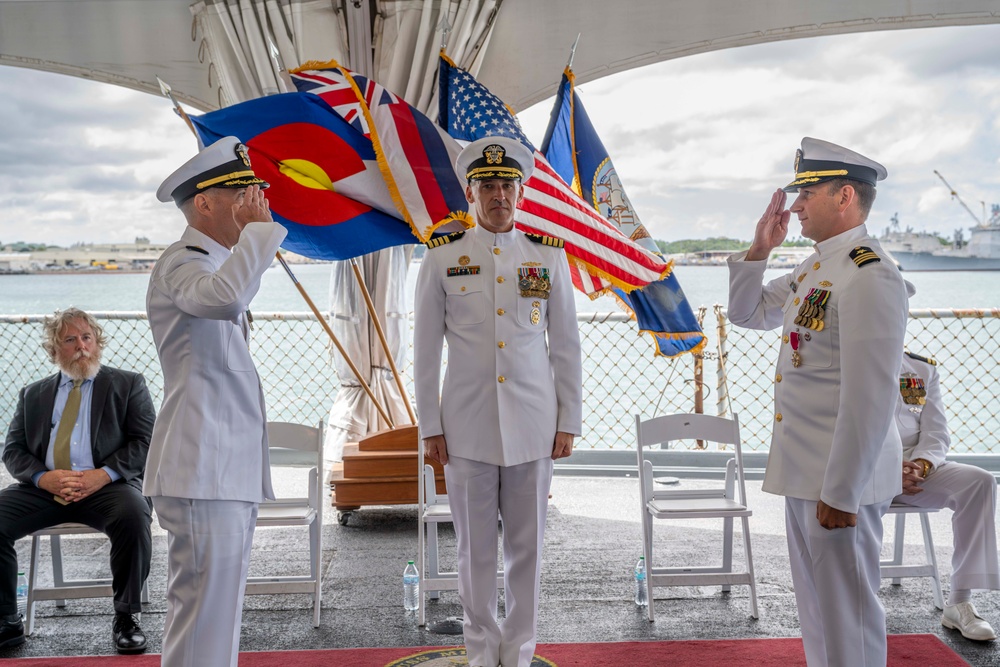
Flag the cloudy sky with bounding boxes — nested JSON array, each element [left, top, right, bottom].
[[1, 23, 999, 246]]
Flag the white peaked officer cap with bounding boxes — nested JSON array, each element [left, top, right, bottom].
[[156, 136, 269, 205], [456, 136, 535, 184], [784, 137, 887, 192]]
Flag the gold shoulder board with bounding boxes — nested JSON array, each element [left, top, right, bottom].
[[426, 231, 465, 249], [905, 350, 938, 366], [849, 245, 880, 267], [524, 233, 565, 249]]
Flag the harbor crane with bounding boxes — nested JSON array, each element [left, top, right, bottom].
[[934, 170, 987, 226]]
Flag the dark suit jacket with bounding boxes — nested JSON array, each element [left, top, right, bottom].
[[2, 366, 156, 491]]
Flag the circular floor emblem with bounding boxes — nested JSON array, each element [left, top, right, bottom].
[[385, 648, 556, 666]]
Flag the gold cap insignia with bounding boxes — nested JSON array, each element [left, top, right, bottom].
[[484, 144, 505, 165], [793, 148, 802, 172], [236, 144, 252, 168]]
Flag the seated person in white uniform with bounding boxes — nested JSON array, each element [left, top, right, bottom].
[[893, 344, 999, 641]]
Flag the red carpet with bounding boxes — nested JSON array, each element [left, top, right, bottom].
[[0, 635, 967, 666]]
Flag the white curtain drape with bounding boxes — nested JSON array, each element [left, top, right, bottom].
[[324, 246, 414, 461], [190, 0, 348, 105], [374, 0, 502, 116]]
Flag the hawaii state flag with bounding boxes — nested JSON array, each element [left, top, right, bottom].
[[541, 67, 704, 357], [438, 52, 669, 297], [290, 60, 472, 241], [191, 92, 419, 260]]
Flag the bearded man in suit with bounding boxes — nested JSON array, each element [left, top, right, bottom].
[[0, 308, 156, 654]]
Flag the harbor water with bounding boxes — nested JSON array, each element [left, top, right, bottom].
[[0, 262, 994, 454], [0, 262, 987, 315]]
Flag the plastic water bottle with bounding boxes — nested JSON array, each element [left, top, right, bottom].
[[634, 557, 648, 607], [16, 572, 28, 618], [403, 560, 419, 611]]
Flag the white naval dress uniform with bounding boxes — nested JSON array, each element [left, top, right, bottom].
[[892, 352, 1000, 594], [144, 222, 287, 667], [728, 224, 908, 667], [413, 225, 582, 667]]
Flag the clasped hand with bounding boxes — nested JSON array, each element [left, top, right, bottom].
[[39, 468, 111, 503], [901, 461, 926, 495]]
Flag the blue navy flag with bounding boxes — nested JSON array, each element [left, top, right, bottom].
[[541, 67, 705, 358]]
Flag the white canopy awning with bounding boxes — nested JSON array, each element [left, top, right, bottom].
[[3, 0, 998, 111]]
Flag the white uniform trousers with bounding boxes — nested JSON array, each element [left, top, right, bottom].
[[444, 455, 553, 667], [785, 497, 890, 667], [153, 496, 258, 667], [893, 461, 1000, 592]]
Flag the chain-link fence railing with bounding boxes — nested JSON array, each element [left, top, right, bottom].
[[717, 306, 1000, 452], [0, 311, 700, 452], [2, 307, 995, 455]]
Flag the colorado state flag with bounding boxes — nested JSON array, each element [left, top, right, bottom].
[[191, 92, 419, 260]]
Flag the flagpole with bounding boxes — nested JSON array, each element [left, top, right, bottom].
[[155, 76, 198, 140], [349, 257, 417, 425], [155, 81, 395, 427], [278, 254, 395, 427], [566, 33, 581, 69]]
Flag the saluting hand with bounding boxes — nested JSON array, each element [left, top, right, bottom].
[[746, 189, 790, 261], [232, 184, 273, 229]]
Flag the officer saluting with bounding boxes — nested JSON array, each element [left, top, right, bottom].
[[413, 136, 582, 667], [728, 138, 908, 667], [145, 136, 287, 667]]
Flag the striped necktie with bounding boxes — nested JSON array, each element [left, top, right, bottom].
[[53, 379, 83, 471]]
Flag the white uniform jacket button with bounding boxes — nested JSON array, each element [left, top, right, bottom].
[[498, 375, 506, 383]]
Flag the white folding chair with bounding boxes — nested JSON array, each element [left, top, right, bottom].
[[416, 446, 503, 627], [245, 420, 325, 627], [635, 412, 758, 621], [25, 523, 149, 636], [880, 503, 945, 610]]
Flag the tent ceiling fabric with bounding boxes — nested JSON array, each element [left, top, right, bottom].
[[1, 0, 998, 111], [482, 0, 1000, 111]]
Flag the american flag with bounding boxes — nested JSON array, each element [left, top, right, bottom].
[[438, 54, 669, 296], [291, 61, 470, 241]]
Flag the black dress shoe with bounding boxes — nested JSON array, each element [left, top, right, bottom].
[[112, 612, 147, 655], [0, 615, 25, 650]]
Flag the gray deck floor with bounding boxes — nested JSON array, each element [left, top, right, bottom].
[[2, 474, 999, 666]]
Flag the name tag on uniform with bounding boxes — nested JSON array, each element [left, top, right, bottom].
[[447, 266, 481, 276]]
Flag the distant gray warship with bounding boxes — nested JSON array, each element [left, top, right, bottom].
[[880, 172, 1000, 271]]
